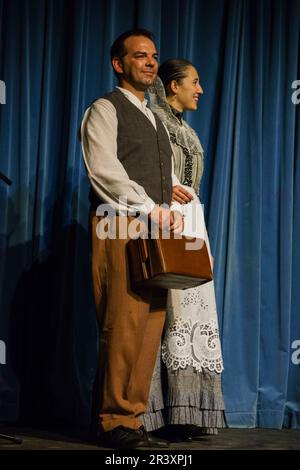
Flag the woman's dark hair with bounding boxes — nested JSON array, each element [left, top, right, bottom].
[[110, 28, 154, 62], [158, 59, 194, 94]]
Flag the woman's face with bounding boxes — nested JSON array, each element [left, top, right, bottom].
[[172, 66, 203, 111]]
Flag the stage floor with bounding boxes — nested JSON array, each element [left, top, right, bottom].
[[0, 427, 300, 450]]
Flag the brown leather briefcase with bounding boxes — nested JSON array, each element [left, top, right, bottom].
[[127, 233, 213, 290]]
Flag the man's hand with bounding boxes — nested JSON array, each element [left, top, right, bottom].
[[149, 205, 173, 231], [170, 210, 184, 234], [149, 206, 183, 234], [172, 185, 194, 204]]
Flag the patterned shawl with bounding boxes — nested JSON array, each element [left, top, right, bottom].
[[146, 77, 204, 194]]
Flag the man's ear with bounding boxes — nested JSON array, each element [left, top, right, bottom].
[[112, 57, 123, 75], [170, 80, 179, 94]]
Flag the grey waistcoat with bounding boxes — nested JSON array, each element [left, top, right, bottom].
[[102, 89, 173, 206]]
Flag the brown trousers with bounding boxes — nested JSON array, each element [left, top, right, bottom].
[[91, 214, 166, 432]]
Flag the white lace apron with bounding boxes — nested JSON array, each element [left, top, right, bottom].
[[162, 186, 224, 374]]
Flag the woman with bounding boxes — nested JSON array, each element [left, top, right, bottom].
[[141, 59, 226, 439]]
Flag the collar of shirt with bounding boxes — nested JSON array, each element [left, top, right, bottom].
[[170, 105, 184, 124], [116, 86, 148, 110], [116, 86, 156, 130]]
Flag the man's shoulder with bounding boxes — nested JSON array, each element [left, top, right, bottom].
[[88, 89, 123, 109], [81, 94, 117, 127], [102, 89, 121, 100], [88, 94, 117, 112]]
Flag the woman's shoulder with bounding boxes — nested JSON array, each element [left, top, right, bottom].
[[178, 121, 204, 156]]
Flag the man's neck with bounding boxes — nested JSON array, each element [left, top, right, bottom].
[[118, 81, 145, 102]]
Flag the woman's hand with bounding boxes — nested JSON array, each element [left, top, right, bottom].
[[172, 185, 194, 204]]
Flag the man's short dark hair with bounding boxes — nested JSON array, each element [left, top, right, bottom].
[[110, 28, 155, 63]]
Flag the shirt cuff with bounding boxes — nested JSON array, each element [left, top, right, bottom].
[[127, 197, 156, 216], [172, 173, 181, 186]]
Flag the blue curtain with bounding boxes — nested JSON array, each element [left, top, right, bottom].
[[0, 0, 299, 428]]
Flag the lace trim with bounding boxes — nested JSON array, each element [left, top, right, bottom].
[[147, 77, 204, 193], [170, 133, 194, 187], [162, 317, 224, 374]]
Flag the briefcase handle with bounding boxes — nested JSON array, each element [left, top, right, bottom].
[[138, 238, 149, 262]]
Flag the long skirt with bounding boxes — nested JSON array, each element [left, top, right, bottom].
[[141, 190, 226, 433]]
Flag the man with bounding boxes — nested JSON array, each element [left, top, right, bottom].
[[81, 29, 184, 449]]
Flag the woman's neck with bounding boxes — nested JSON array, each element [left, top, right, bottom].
[[166, 96, 183, 113]]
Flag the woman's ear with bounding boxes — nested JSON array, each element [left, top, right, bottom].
[[170, 79, 179, 94]]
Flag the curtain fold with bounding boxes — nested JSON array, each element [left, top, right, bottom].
[[0, 0, 299, 428]]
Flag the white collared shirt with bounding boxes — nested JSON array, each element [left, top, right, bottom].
[[81, 87, 181, 215], [116, 87, 157, 130]]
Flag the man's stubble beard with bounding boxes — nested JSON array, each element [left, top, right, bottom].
[[129, 72, 157, 90]]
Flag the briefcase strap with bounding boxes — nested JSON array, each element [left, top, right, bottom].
[[139, 238, 149, 262]]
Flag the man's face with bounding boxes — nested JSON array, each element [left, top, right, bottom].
[[113, 35, 158, 91]]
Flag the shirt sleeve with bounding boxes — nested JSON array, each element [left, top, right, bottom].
[[172, 169, 181, 186], [81, 98, 156, 215]]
